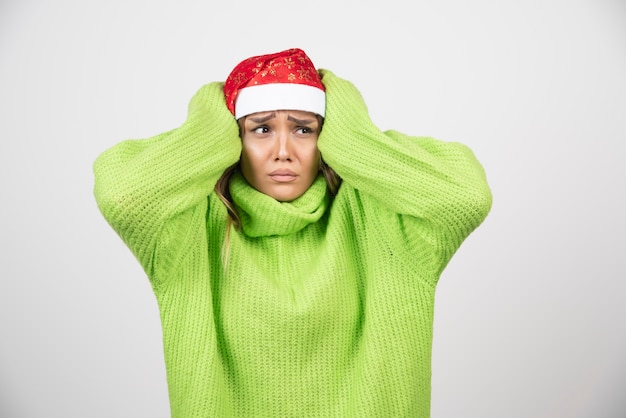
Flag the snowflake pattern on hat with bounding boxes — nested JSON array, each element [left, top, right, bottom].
[[224, 48, 325, 117]]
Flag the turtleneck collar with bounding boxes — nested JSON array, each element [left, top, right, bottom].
[[230, 171, 329, 237]]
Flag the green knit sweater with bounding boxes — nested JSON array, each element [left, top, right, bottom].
[[93, 69, 492, 417]]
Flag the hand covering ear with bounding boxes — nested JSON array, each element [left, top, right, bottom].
[[186, 82, 239, 135], [319, 69, 380, 137]]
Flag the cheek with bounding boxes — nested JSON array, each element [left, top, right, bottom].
[[304, 148, 321, 175], [242, 140, 264, 160], [241, 140, 269, 167], [240, 143, 263, 182]]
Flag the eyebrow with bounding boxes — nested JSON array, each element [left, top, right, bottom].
[[248, 113, 276, 124], [247, 113, 316, 125], [287, 115, 316, 125]]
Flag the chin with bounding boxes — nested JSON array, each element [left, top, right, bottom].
[[273, 194, 300, 203], [268, 189, 304, 202]]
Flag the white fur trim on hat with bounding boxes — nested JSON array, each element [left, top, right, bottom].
[[235, 83, 326, 119]]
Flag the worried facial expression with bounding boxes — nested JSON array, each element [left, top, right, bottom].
[[240, 110, 321, 202]]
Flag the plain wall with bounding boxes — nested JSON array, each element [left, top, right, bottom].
[[1, 0, 625, 417]]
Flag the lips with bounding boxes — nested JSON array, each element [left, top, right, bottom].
[[269, 169, 297, 183]]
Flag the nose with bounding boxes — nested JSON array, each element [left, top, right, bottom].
[[275, 131, 292, 161]]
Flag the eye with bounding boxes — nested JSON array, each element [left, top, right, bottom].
[[296, 126, 315, 135], [251, 125, 270, 134]]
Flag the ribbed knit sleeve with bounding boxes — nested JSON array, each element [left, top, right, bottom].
[[318, 69, 492, 267], [93, 82, 241, 279]]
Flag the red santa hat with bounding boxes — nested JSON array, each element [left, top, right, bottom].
[[224, 48, 326, 119]]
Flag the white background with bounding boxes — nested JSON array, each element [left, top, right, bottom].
[[1, 0, 625, 417]]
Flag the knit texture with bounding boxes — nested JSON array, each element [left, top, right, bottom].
[[93, 70, 492, 417]]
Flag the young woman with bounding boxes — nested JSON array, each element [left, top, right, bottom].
[[94, 48, 492, 417]]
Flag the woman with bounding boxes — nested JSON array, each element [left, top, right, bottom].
[[94, 48, 492, 417]]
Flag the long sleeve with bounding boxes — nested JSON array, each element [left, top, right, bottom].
[[318, 69, 492, 267], [93, 82, 241, 278]]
